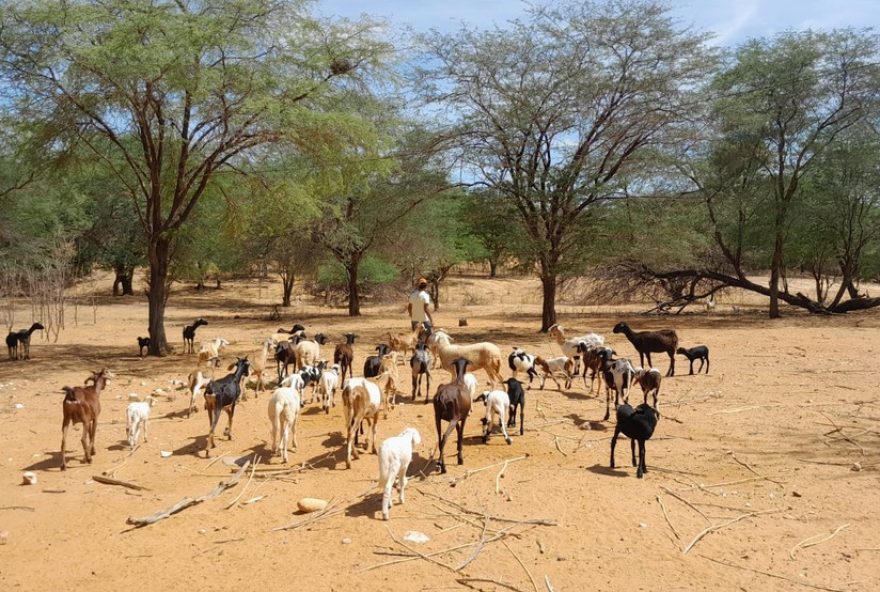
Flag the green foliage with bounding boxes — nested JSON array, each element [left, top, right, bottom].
[[317, 255, 398, 290]]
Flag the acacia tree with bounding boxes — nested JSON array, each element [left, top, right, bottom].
[[419, 0, 713, 330], [711, 31, 880, 317], [0, 0, 388, 353]]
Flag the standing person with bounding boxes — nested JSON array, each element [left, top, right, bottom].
[[407, 277, 434, 336]]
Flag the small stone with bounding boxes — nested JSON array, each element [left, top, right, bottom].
[[556, 555, 567, 562], [160, 451, 172, 458], [638, 522, 648, 528], [403, 531, 430, 544], [198, 529, 207, 534], [0, 530, 9, 545], [792, 491, 802, 498], [851, 462, 862, 472], [140, 381, 147, 386], [128, 393, 141, 402], [341, 538, 352, 545], [297, 498, 328, 513], [14, 403, 24, 409], [21, 471, 37, 485]]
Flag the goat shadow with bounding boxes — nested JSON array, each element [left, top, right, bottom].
[[586, 463, 629, 478], [565, 413, 607, 432], [345, 492, 383, 519], [22, 451, 66, 472], [172, 435, 209, 457]]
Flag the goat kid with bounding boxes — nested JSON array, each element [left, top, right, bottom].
[[378, 427, 421, 520], [474, 390, 512, 445], [61, 369, 113, 470]]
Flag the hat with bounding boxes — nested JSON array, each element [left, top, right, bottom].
[[417, 277, 428, 287]]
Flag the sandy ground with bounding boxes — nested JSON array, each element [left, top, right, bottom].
[[1, 274, 878, 592]]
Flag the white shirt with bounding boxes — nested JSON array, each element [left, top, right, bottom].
[[409, 289, 431, 322]]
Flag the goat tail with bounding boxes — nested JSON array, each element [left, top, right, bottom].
[[62, 386, 76, 402]]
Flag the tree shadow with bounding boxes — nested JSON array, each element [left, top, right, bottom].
[[559, 389, 593, 401]]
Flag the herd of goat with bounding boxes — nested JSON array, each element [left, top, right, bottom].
[[16, 316, 711, 519]]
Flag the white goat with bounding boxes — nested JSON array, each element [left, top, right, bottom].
[[548, 324, 603, 372], [267, 385, 301, 463], [341, 378, 382, 469], [186, 370, 212, 418], [126, 396, 155, 449], [463, 372, 478, 399], [377, 427, 421, 520], [318, 364, 341, 414], [474, 390, 512, 445], [198, 337, 229, 367]]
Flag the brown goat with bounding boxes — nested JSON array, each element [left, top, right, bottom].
[[333, 333, 356, 382], [613, 322, 679, 377], [60, 369, 113, 470], [433, 357, 472, 474], [388, 325, 423, 364]]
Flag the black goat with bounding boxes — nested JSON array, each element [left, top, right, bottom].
[[610, 403, 659, 478], [364, 344, 391, 378], [183, 318, 208, 354], [676, 345, 710, 375], [275, 341, 297, 382], [410, 342, 432, 401], [137, 336, 151, 358], [277, 323, 306, 336], [503, 377, 525, 436], [6, 322, 45, 360], [433, 357, 471, 474], [204, 357, 250, 457]]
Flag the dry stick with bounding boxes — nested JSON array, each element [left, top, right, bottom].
[[271, 487, 372, 532], [457, 577, 528, 592], [544, 575, 556, 592], [360, 523, 528, 572], [385, 525, 458, 573], [200, 454, 229, 473], [553, 436, 568, 457], [818, 411, 865, 456], [789, 524, 850, 559], [0, 505, 35, 511], [102, 458, 128, 477], [458, 509, 492, 571], [420, 490, 558, 526], [496, 460, 510, 494], [126, 461, 250, 528], [503, 540, 539, 592], [453, 456, 528, 484], [417, 445, 437, 478], [224, 454, 259, 510], [730, 453, 785, 487], [682, 508, 783, 555], [697, 554, 848, 592], [92, 475, 151, 491], [675, 476, 773, 493], [660, 486, 711, 524], [656, 495, 682, 540]]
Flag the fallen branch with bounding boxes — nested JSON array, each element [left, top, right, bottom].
[[730, 453, 784, 487], [225, 454, 258, 509], [659, 486, 711, 524], [457, 509, 491, 571], [683, 508, 782, 554], [93, 475, 150, 491], [789, 524, 850, 559], [697, 554, 847, 592], [544, 575, 555, 592], [818, 411, 865, 456], [420, 490, 557, 526], [126, 461, 250, 528], [0, 505, 35, 511], [553, 436, 568, 457]]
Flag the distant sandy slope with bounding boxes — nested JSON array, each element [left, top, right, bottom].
[[1, 274, 878, 591]]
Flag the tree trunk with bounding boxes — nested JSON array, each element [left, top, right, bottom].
[[430, 281, 440, 311], [120, 267, 134, 295], [346, 256, 361, 316], [147, 238, 170, 355], [281, 274, 294, 307], [768, 231, 784, 318], [540, 274, 557, 332], [112, 265, 123, 297], [489, 259, 498, 278]]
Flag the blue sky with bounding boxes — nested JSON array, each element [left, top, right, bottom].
[[317, 0, 880, 46]]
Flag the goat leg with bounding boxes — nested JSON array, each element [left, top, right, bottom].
[[610, 427, 620, 468], [630, 437, 637, 467], [456, 419, 466, 465], [637, 440, 647, 478], [60, 421, 70, 470]]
